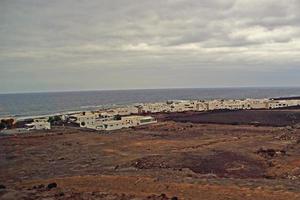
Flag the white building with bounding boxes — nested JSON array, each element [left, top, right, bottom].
[[107, 106, 139, 116], [267, 100, 296, 109], [96, 115, 157, 131], [206, 99, 269, 110], [167, 100, 198, 112], [26, 118, 51, 130], [221, 100, 244, 110], [207, 100, 224, 110], [122, 115, 157, 126], [245, 99, 268, 109], [288, 99, 300, 107], [195, 101, 208, 111], [138, 102, 169, 113], [96, 120, 125, 131], [73, 112, 97, 129]]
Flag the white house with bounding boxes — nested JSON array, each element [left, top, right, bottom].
[[195, 101, 208, 111], [137, 102, 169, 113], [76, 113, 97, 128], [107, 106, 139, 116], [266, 99, 300, 109], [167, 100, 197, 112], [207, 100, 224, 110], [96, 120, 126, 131], [245, 99, 268, 109], [26, 118, 51, 130], [95, 115, 157, 131], [267, 100, 289, 109]]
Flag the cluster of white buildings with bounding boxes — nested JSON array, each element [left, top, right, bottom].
[[63, 98, 300, 131], [146, 98, 300, 112], [5, 97, 298, 132], [135, 98, 300, 113], [69, 112, 157, 131], [25, 118, 51, 130]]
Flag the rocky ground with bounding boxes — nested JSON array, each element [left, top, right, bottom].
[[154, 109, 300, 127], [1, 109, 300, 199]]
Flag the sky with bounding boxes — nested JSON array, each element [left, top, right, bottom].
[[0, 0, 300, 93]]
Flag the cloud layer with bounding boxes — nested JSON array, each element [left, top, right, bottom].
[[0, 0, 300, 92]]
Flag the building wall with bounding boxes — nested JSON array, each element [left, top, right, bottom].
[[95, 115, 157, 131]]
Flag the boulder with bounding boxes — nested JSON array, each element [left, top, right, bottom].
[[47, 182, 57, 190]]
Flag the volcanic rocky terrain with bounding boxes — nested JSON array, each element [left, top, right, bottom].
[[1, 109, 300, 199]]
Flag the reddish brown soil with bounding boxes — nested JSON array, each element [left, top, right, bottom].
[[1, 110, 300, 199]]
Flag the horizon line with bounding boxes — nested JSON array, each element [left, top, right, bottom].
[[1, 86, 300, 95]]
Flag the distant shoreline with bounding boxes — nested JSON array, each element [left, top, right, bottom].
[[0, 95, 299, 121], [1, 87, 300, 119]]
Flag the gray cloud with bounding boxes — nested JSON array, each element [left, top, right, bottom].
[[0, 0, 300, 93]]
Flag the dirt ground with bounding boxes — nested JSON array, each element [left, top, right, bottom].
[[1, 109, 300, 200], [155, 109, 300, 126]]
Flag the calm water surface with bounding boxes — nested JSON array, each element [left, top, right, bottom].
[[0, 87, 300, 118]]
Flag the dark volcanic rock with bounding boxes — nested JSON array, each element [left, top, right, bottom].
[[146, 193, 173, 200], [47, 182, 57, 189], [132, 151, 267, 178], [256, 148, 286, 158], [161, 110, 300, 127]]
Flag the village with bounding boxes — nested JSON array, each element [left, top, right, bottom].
[[1, 97, 300, 133]]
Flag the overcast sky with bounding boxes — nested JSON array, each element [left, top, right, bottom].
[[0, 0, 300, 93]]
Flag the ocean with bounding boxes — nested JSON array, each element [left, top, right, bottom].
[[0, 87, 300, 118]]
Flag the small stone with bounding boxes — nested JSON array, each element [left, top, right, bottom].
[[58, 192, 64, 196], [47, 182, 57, 189]]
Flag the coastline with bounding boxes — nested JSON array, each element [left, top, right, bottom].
[[0, 95, 298, 121], [1, 87, 300, 119]]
